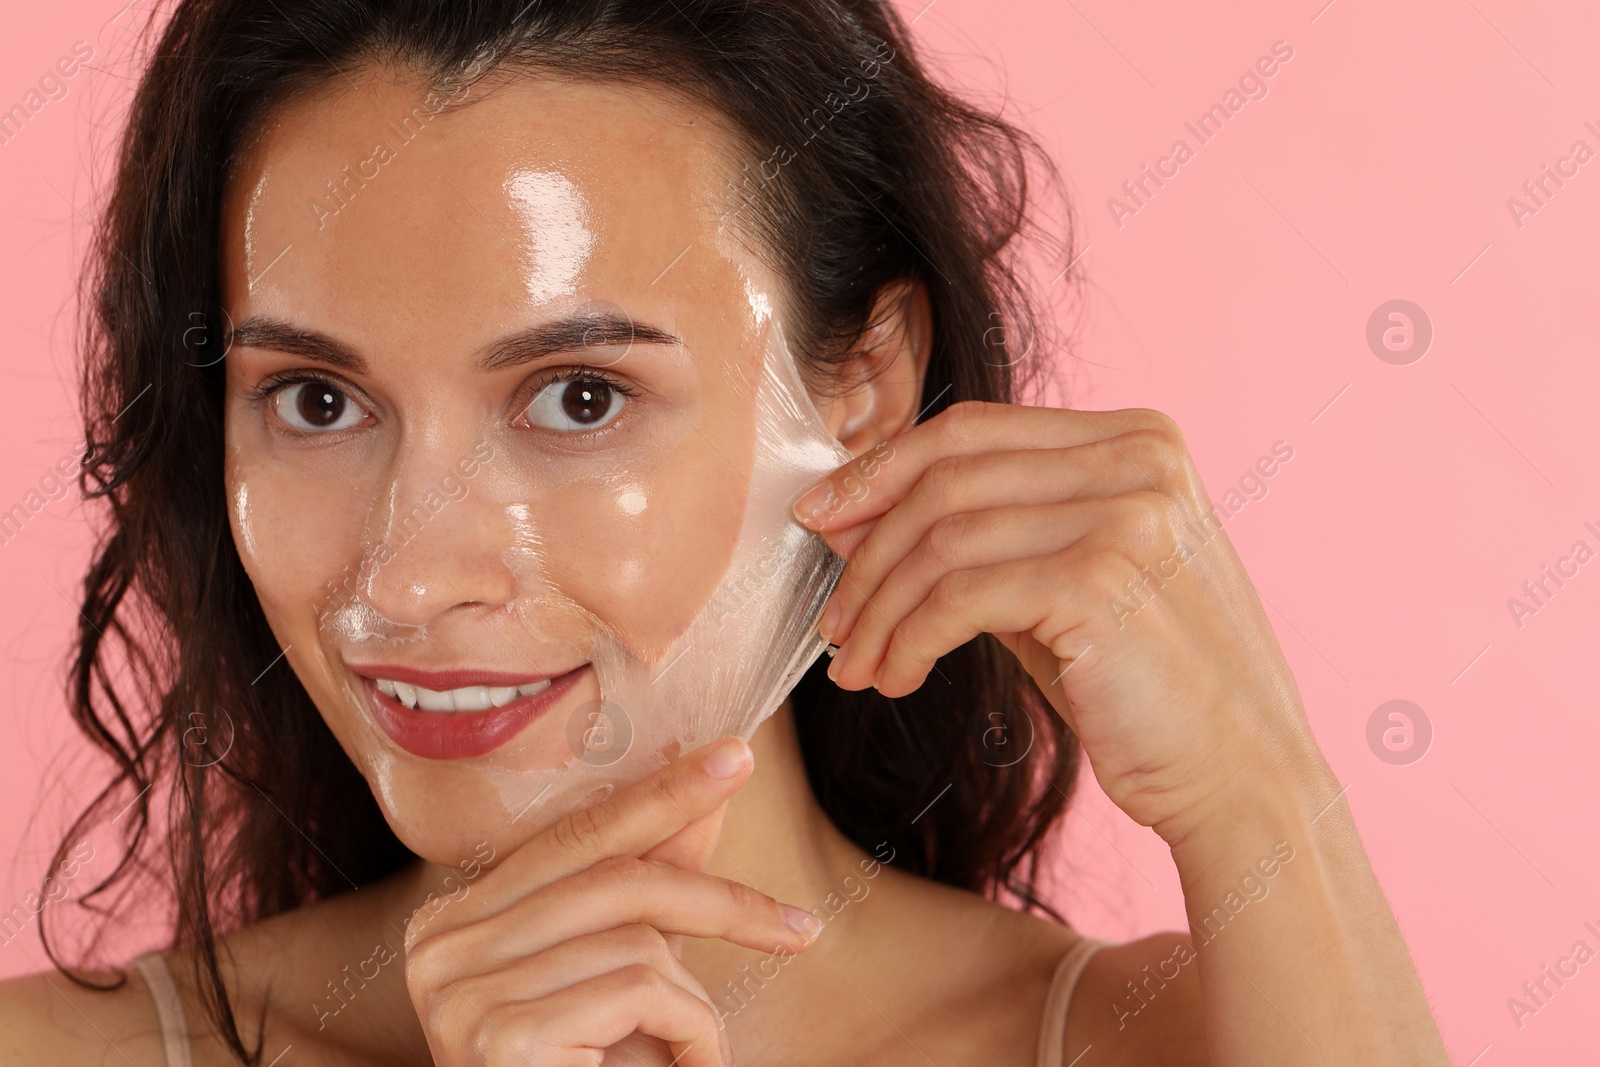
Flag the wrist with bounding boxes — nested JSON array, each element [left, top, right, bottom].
[[1156, 740, 1341, 872]]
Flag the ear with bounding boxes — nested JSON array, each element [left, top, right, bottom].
[[812, 279, 932, 457]]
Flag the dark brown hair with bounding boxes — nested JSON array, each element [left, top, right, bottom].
[[44, 0, 1086, 1061]]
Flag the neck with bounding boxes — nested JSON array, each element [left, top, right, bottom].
[[701, 698, 871, 901], [678, 701, 883, 1039]]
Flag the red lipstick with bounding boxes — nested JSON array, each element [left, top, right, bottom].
[[351, 663, 587, 760]]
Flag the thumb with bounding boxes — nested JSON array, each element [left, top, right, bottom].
[[641, 801, 730, 964], [818, 517, 878, 563], [641, 801, 729, 873]]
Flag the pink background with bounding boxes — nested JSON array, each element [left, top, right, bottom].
[[3, 0, 1598, 1062]]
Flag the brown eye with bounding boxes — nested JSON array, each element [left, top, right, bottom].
[[525, 376, 628, 431], [561, 380, 612, 424], [270, 381, 365, 432]]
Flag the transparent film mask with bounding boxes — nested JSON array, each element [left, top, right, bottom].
[[309, 309, 851, 831], [218, 88, 854, 848]]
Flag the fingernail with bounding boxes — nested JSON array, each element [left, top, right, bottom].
[[819, 601, 841, 643], [779, 904, 823, 940], [827, 641, 849, 683], [793, 481, 835, 528], [703, 737, 751, 780]]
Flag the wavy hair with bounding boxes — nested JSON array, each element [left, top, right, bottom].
[[41, 0, 1086, 1061]]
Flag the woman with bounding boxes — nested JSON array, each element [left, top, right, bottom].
[[0, 1, 1450, 1064]]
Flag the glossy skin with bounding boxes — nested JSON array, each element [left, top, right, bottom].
[[219, 65, 765, 863], [0, 66, 1450, 1067]]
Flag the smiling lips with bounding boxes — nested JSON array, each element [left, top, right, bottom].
[[377, 676, 552, 712], [352, 664, 586, 760]]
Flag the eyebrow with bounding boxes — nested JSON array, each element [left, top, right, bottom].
[[224, 312, 683, 374]]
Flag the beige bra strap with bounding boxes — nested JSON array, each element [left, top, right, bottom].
[[132, 950, 194, 1067], [1035, 936, 1111, 1067]]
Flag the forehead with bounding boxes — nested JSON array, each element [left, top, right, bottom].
[[220, 66, 757, 344]]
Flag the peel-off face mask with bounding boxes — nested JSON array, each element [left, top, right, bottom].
[[320, 309, 849, 828], [221, 70, 852, 860]]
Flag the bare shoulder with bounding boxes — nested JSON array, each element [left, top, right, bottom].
[[1068, 929, 1209, 1065], [864, 857, 1090, 991], [0, 962, 168, 1066], [849, 863, 1104, 1063]]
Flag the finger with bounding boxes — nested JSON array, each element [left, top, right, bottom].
[[816, 514, 878, 565], [449, 929, 740, 1066], [827, 501, 1112, 691], [640, 802, 731, 966], [641, 800, 728, 874], [436, 737, 755, 932], [792, 402, 1172, 534], [451, 924, 710, 1008], [489, 965, 730, 1067], [821, 446, 1166, 643], [443, 856, 818, 970], [872, 552, 1113, 698]]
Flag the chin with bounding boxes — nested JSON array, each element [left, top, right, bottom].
[[352, 720, 589, 872], [365, 769, 544, 873]]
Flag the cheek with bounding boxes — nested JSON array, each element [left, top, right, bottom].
[[224, 429, 375, 683], [229, 469, 357, 612], [537, 410, 754, 661]]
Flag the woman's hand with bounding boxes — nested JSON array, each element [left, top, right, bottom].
[[402, 737, 818, 1067], [794, 401, 1335, 846]]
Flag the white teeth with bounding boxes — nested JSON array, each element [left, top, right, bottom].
[[416, 687, 455, 712], [375, 676, 555, 713], [449, 685, 491, 712]]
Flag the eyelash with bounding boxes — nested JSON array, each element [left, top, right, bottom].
[[538, 367, 643, 404], [241, 369, 343, 407], [243, 366, 642, 436]]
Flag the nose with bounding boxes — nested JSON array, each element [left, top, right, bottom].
[[354, 433, 521, 628]]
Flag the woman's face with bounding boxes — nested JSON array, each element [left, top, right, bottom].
[[220, 66, 810, 867]]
